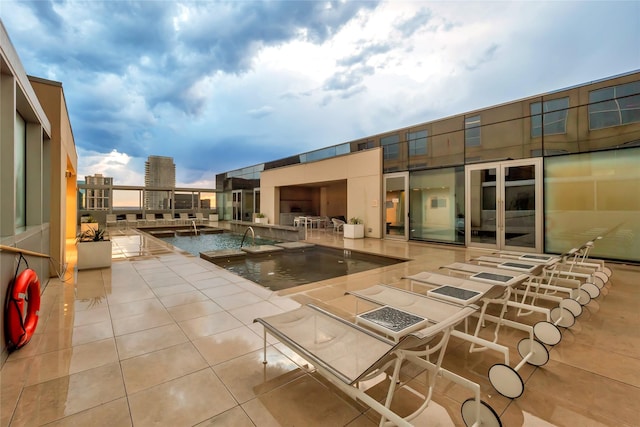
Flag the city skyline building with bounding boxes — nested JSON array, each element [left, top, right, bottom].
[[144, 155, 175, 209], [83, 173, 112, 210]]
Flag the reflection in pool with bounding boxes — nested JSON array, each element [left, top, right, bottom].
[[161, 233, 405, 291]]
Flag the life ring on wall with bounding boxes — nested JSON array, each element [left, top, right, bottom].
[[4, 268, 41, 351]]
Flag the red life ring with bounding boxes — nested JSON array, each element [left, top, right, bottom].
[[5, 268, 41, 351]]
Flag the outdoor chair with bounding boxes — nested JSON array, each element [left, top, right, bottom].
[[145, 213, 157, 225], [125, 214, 138, 228], [331, 218, 345, 233], [106, 214, 118, 228], [162, 213, 175, 225], [254, 303, 498, 427]]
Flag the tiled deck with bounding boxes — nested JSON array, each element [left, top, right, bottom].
[[1, 226, 639, 426]]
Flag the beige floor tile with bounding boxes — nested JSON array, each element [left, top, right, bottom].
[[121, 342, 207, 394], [213, 291, 264, 310], [115, 323, 188, 360], [150, 282, 196, 297], [166, 299, 224, 322], [158, 289, 209, 308], [228, 300, 284, 325], [10, 362, 125, 426], [128, 368, 236, 427], [109, 297, 166, 319], [213, 347, 306, 404], [26, 338, 118, 386], [111, 308, 174, 336], [178, 311, 243, 340], [192, 326, 264, 366], [106, 286, 156, 305], [194, 406, 255, 427], [71, 319, 114, 346], [241, 374, 362, 427], [201, 283, 245, 299], [191, 276, 234, 290], [43, 397, 132, 427]]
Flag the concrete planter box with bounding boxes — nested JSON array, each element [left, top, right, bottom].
[[77, 240, 112, 270], [255, 217, 268, 224], [344, 224, 364, 239]]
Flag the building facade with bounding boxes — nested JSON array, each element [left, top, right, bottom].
[[1, 22, 77, 364], [217, 70, 640, 263], [144, 155, 175, 209], [83, 174, 113, 210]]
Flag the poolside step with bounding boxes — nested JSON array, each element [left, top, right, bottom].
[[275, 242, 315, 250], [241, 245, 285, 255], [200, 249, 246, 262]]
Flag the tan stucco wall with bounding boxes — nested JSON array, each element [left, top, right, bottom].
[[260, 148, 383, 238], [29, 78, 78, 272]]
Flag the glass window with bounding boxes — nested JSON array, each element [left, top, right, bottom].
[[531, 97, 569, 137], [15, 113, 26, 231], [407, 130, 427, 156], [589, 81, 640, 130], [381, 135, 400, 160], [465, 116, 481, 147], [545, 147, 640, 263], [409, 166, 465, 244], [357, 141, 375, 151]]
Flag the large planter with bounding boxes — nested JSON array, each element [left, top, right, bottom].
[[77, 240, 112, 270], [344, 223, 364, 239], [255, 217, 268, 224]]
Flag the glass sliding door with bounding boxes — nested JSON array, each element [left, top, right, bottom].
[[465, 159, 542, 251], [384, 173, 408, 240]]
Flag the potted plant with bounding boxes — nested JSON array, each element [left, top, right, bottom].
[[344, 217, 364, 239], [76, 227, 112, 270], [80, 215, 99, 233], [254, 213, 268, 224]]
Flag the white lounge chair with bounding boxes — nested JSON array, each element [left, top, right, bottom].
[[179, 213, 190, 225], [254, 303, 499, 427], [106, 214, 118, 228], [145, 213, 157, 225], [125, 214, 138, 228], [162, 213, 175, 225], [195, 212, 205, 224], [348, 283, 550, 399]]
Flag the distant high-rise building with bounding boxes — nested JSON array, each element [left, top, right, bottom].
[[144, 156, 176, 209], [84, 174, 112, 210]]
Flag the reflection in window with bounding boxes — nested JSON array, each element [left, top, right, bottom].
[[465, 115, 481, 147], [357, 140, 375, 151], [589, 80, 640, 130], [545, 147, 640, 263], [407, 130, 427, 156], [381, 134, 400, 160], [409, 166, 465, 244], [530, 97, 569, 137]]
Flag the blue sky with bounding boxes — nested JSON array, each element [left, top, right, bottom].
[[2, 1, 639, 188]]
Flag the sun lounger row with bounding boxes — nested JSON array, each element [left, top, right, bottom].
[[105, 212, 211, 227]]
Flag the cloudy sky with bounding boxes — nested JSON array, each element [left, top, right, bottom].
[[2, 1, 639, 188]]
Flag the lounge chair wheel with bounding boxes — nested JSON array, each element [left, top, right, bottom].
[[533, 321, 562, 346], [488, 364, 524, 399], [550, 306, 575, 328], [574, 288, 591, 305], [560, 298, 582, 317], [593, 272, 608, 288], [461, 398, 502, 427], [580, 282, 600, 299], [518, 338, 549, 366]]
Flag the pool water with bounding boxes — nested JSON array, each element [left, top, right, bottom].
[[161, 232, 279, 255], [160, 233, 405, 290], [217, 247, 404, 291]]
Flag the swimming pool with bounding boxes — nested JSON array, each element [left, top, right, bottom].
[[161, 232, 279, 254], [160, 233, 405, 290]]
